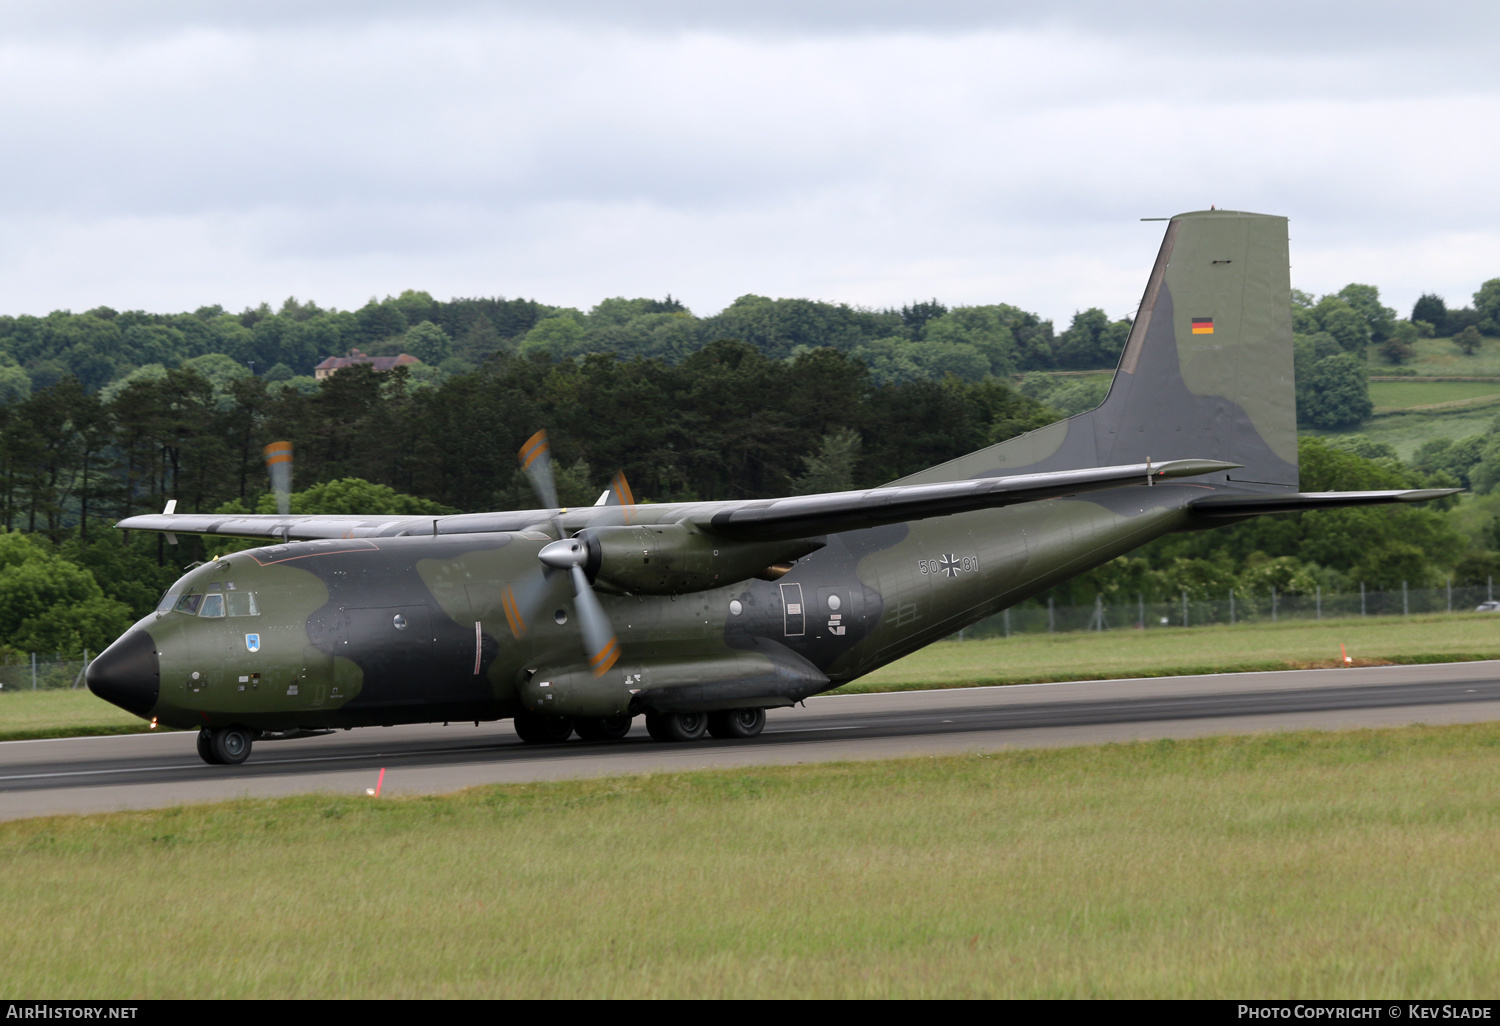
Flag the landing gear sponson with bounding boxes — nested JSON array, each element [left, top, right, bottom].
[[511, 708, 767, 744]]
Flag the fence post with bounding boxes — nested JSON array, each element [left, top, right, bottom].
[[1003, 608, 1011, 639], [1360, 582, 1366, 617], [1448, 578, 1452, 613], [1138, 592, 1144, 629], [1490, 576, 1494, 603], [31, 652, 36, 691], [1272, 587, 1277, 623], [1230, 588, 1235, 626], [1316, 585, 1321, 621], [1094, 594, 1104, 631], [1403, 580, 1409, 617], [1048, 597, 1055, 633], [1181, 589, 1188, 628]]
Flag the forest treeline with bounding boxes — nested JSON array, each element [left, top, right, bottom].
[[2, 277, 1495, 429], [0, 276, 1497, 660]]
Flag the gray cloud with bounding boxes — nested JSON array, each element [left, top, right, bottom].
[[0, 3, 1496, 325]]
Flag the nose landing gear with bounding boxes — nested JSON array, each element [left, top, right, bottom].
[[196, 725, 254, 765]]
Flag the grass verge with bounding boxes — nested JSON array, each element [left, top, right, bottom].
[[5, 722, 1500, 997], [0, 688, 161, 743], [836, 612, 1500, 694]]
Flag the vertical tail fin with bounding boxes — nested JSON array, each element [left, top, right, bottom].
[[896, 210, 1298, 492]]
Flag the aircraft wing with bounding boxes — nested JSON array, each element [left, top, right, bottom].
[[115, 512, 447, 542], [696, 458, 1238, 540], [117, 458, 1240, 544], [1188, 489, 1459, 518]]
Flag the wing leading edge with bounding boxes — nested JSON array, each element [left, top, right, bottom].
[[116, 459, 1239, 544]]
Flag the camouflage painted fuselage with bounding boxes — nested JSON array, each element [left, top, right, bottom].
[[134, 483, 1198, 732]]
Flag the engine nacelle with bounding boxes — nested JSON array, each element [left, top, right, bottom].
[[579, 523, 823, 596]]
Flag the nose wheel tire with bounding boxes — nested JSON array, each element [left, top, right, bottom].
[[645, 711, 709, 742], [708, 708, 766, 739], [513, 711, 575, 744], [574, 715, 633, 741], [208, 726, 253, 765]]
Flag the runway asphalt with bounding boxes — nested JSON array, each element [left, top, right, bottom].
[[4, 660, 1500, 821]]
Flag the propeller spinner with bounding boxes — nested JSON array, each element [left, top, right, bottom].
[[507, 430, 622, 676]]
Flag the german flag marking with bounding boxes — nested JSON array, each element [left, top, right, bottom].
[[1191, 317, 1215, 335], [589, 637, 621, 676], [519, 430, 549, 469]]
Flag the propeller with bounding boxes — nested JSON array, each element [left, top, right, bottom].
[[505, 430, 622, 676], [263, 441, 293, 516]]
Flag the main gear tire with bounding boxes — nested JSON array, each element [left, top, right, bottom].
[[707, 707, 766, 739], [574, 715, 633, 741], [196, 729, 222, 765], [513, 711, 575, 744], [210, 726, 253, 765], [645, 711, 709, 742]]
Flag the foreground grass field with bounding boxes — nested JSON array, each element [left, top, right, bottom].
[[5, 723, 1500, 997], [839, 612, 1500, 692], [4, 613, 1498, 740]]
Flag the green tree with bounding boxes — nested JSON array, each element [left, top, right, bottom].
[[1474, 278, 1500, 335], [1052, 309, 1130, 370], [1336, 284, 1397, 343], [793, 428, 861, 494], [1454, 325, 1483, 355], [0, 531, 131, 656], [1377, 320, 1419, 364], [402, 321, 453, 364], [1299, 353, 1371, 428], [519, 315, 588, 359], [1412, 293, 1448, 332], [1315, 299, 1370, 354]]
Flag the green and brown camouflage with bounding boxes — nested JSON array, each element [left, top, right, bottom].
[[87, 210, 1456, 761]]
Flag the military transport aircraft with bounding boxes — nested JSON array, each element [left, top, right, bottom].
[[86, 210, 1454, 765]]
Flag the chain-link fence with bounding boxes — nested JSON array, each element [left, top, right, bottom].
[[0, 655, 92, 692], [955, 582, 1500, 641]]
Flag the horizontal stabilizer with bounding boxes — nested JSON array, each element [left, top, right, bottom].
[[1190, 489, 1459, 518], [701, 458, 1238, 540]]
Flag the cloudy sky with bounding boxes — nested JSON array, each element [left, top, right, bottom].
[[2, 1, 1497, 325]]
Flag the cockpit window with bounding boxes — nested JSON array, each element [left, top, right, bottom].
[[226, 592, 260, 617], [166, 580, 258, 617]]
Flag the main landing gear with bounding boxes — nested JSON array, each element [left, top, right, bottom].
[[511, 708, 767, 744], [196, 725, 254, 765]]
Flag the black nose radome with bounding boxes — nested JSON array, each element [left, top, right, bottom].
[[86, 628, 160, 719]]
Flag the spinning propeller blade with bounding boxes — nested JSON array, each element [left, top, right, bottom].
[[263, 441, 293, 516], [510, 431, 622, 674]]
